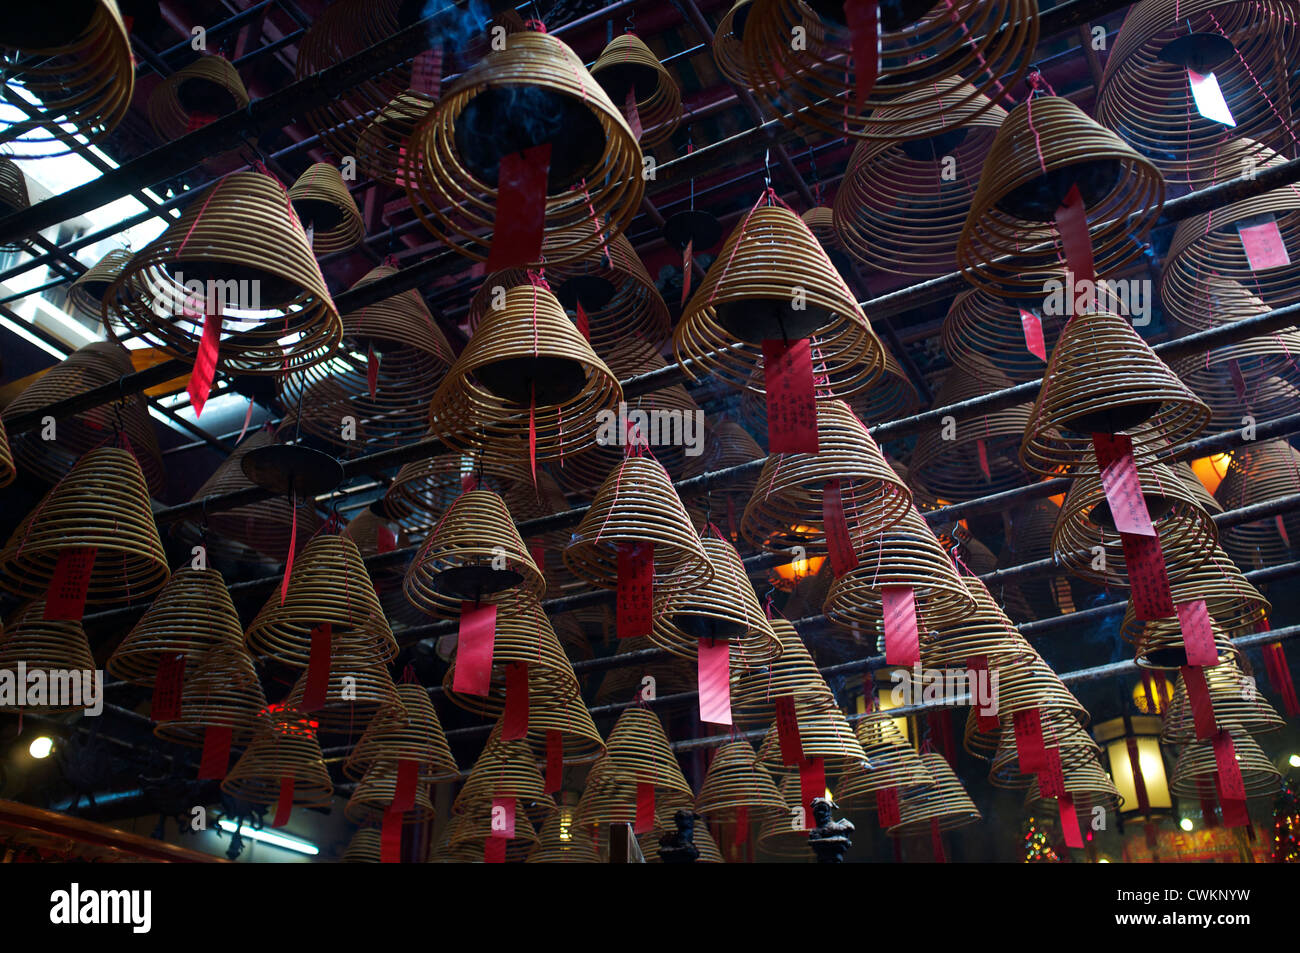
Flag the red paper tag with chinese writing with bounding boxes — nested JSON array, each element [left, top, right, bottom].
[[188, 309, 221, 419], [1058, 795, 1084, 848], [1038, 745, 1067, 798], [774, 695, 803, 766], [381, 808, 402, 863], [302, 623, 332, 712], [272, 777, 295, 828], [1182, 664, 1218, 740], [491, 796, 516, 839], [487, 143, 551, 272], [1054, 183, 1095, 284], [453, 602, 496, 696], [762, 338, 819, 453], [1177, 599, 1218, 667], [1019, 308, 1047, 361], [503, 661, 529, 740], [967, 655, 1000, 731], [44, 547, 97, 621], [545, 729, 563, 794], [881, 585, 920, 666], [1121, 532, 1176, 620], [799, 757, 825, 830], [1091, 433, 1154, 537], [151, 654, 185, 722], [198, 725, 232, 781], [823, 479, 859, 577], [634, 782, 655, 834], [1012, 708, 1049, 773], [616, 541, 654, 638], [697, 639, 732, 726], [1238, 219, 1290, 270], [393, 759, 418, 813], [876, 785, 901, 827]]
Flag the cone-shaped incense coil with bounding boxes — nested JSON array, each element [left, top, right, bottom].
[[1024, 754, 1122, 813], [835, 718, 931, 809], [0, 0, 133, 155], [344, 682, 458, 781], [755, 694, 868, 776], [0, 447, 169, 605], [695, 739, 786, 822], [590, 32, 682, 148], [1020, 310, 1208, 475], [742, 399, 911, 553], [2, 342, 165, 495], [1120, 546, 1269, 643], [221, 708, 333, 807], [888, 752, 981, 835], [447, 801, 539, 861], [245, 533, 395, 667], [1053, 462, 1219, 587], [406, 30, 644, 265], [711, 0, 759, 83], [920, 575, 1037, 669], [283, 648, 404, 737], [563, 455, 714, 596], [1169, 727, 1282, 799], [147, 53, 250, 142], [595, 636, 695, 704], [0, 419, 13, 489], [1216, 440, 1300, 570], [382, 453, 470, 529], [107, 170, 340, 376], [403, 488, 545, 618], [68, 250, 133, 321], [983, 649, 1089, 725], [428, 284, 621, 465], [356, 90, 435, 188], [341, 827, 383, 863], [941, 274, 1069, 383], [288, 163, 363, 254], [602, 707, 693, 798], [684, 419, 766, 537], [0, 159, 28, 241], [1174, 460, 1224, 515], [957, 97, 1165, 296], [998, 497, 1070, 624], [757, 773, 814, 859], [509, 687, 606, 766], [674, 205, 884, 399], [108, 567, 244, 686], [153, 643, 268, 747], [835, 79, 1007, 277], [732, 618, 831, 728], [527, 811, 600, 863], [1175, 334, 1300, 434], [345, 759, 436, 824], [1098, 6, 1300, 187], [639, 822, 725, 863], [1161, 660, 1284, 744], [454, 733, 556, 821], [574, 755, 692, 827], [0, 602, 95, 713], [988, 710, 1103, 788], [1134, 614, 1242, 670]]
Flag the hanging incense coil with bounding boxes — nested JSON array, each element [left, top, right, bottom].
[[963, 653, 1089, 760], [823, 506, 977, 636], [1215, 440, 1300, 569], [0, 419, 13, 488], [1023, 754, 1122, 813], [998, 496, 1075, 624], [106, 170, 341, 376], [594, 635, 695, 704], [344, 682, 458, 781], [341, 827, 383, 862], [757, 774, 814, 859], [1161, 660, 1284, 744], [887, 752, 981, 836], [910, 361, 1034, 501], [601, 708, 693, 798], [406, 30, 644, 265], [1173, 329, 1300, 432], [920, 575, 1037, 669], [712, 0, 759, 83], [507, 687, 606, 766], [147, 53, 250, 144], [1053, 462, 1219, 587], [835, 79, 1007, 277], [957, 97, 1165, 296], [1134, 614, 1242, 669], [638, 822, 725, 863], [694, 739, 786, 823], [683, 419, 765, 537], [527, 810, 600, 863], [245, 533, 396, 668], [107, 567, 244, 686], [1, 342, 165, 496], [288, 163, 364, 254], [428, 283, 621, 466], [1020, 310, 1209, 476], [732, 618, 832, 727], [283, 649, 404, 737], [988, 711, 1103, 788], [153, 643, 268, 748], [755, 694, 868, 776], [0, 159, 28, 244], [835, 717, 931, 810], [382, 453, 469, 530], [356, 89, 436, 187], [1174, 460, 1224, 516], [0, 447, 168, 605], [648, 535, 781, 667], [67, 249, 133, 321], [564, 454, 714, 597], [221, 707, 334, 807], [742, 0, 1035, 142], [345, 759, 436, 824], [1120, 545, 1269, 644], [454, 734, 556, 820], [574, 755, 693, 828], [590, 33, 682, 148], [674, 204, 885, 398], [448, 801, 540, 860], [1097, 2, 1300, 188], [941, 276, 1069, 383], [741, 399, 911, 554], [0, 602, 94, 712], [0, 0, 133, 155], [1169, 727, 1282, 798]]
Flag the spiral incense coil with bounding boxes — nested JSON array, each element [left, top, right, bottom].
[[1053, 462, 1219, 588], [590, 33, 682, 148], [0, 159, 28, 242], [67, 250, 133, 320], [957, 97, 1165, 296], [448, 801, 540, 860], [356, 90, 437, 187], [0, 0, 133, 156], [733, 618, 833, 728], [287, 163, 364, 254], [428, 284, 622, 466], [1215, 440, 1300, 569], [755, 693, 868, 776], [834, 718, 931, 810], [454, 735, 556, 820], [941, 276, 1070, 384], [835, 80, 1006, 277], [823, 506, 977, 636], [1021, 310, 1209, 476], [564, 455, 714, 597], [221, 709, 334, 808], [712, 0, 757, 83], [1161, 660, 1284, 744], [1023, 754, 1122, 813], [998, 496, 1073, 624], [683, 419, 765, 535], [742, 0, 1035, 142], [987, 650, 1089, 724], [106, 170, 341, 376], [919, 575, 1037, 669], [382, 453, 470, 530], [345, 760, 436, 824], [740, 346, 918, 432], [0, 602, 95, 712], [152, 643, 268, 748], [601, 708, 693, 798], [887, 752, 981, 836], [757, 774, 814, 859], [147, 53, 250, 144], [988, 711, 1103, 789], [551, 613, 594, 662], [0, 447, 168, 605], [245, 533, 395, 668], [507, 688, 606, 766], [594, 635, 696, 703], [674, 204, 885, 399], [283, 649, 404, 737], [1120, 545, 1269, 644], [742, 399, 911, 554], [344, 682, 458, 782], [648, 535, 781, 666], [527, 811, 600, 863], [574, 755, 693, 827], [107, 567, 244, 686], [1097, 1, 1300, 188], [1174, 461, 1224, 516], [344, 507, 410, 564], [406, 30, 644, 265], [694, 739, 786, 823], [638, 823, 725, 864], [1169, 727, 1282, 799], [1134, 614, 1242, 669], [341, 827, 383, 862], [403, 488, 544, 618], [0, 419, 13, 489]]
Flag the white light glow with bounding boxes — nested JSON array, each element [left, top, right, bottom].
[[29, 736, 54, 759], [216, 819, 318, 856]]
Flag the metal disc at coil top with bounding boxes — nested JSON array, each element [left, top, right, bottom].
[[663, 209, 722, 253], [241, 443, 344, 496]]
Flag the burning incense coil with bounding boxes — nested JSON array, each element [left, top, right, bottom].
[[357, 90, 436, 188], [919, 575, 1037, 669], [1215, 440, 1300, 569], [575, 755, 693, 828], [941, 275, 1069, 383], [342, 827, 382, 863], [601, 708, 693, 798], [1169, 727, 1281, 799], [287, 163, 364, 254], [147, 53, 249, 145], [755, 695, 867, 776], [221, 707, 333, 808], [834, 717, 931, 809], [447, 802, 540, 861], [283, 649, 404, 737], [1120, 545, 1269, 643], [454, 734, 555, 821], [757, 774, 816, 859], [988, 711, 1102, 788], [590, 33, 682, 148]]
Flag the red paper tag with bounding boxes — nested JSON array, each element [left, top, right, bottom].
[[1276, 514, 1291, 550], [198, 725, 232, 780], [484, 837, 507, 863], [1091, 433, 1154, 537], [1188, 69, 1236, 126], [843, 0, 880, 109], [302, 623, 332, 712], [381, 808, 403, 863], [876, 786, 901, 828], [544, 729, 563, 794], [881, 585, 920, 666], [976, 437, 991, 481], [575, 301, 589, 341], [616, 541, 654, 638], [453, 603, 497, 696], [151, 655, 186, 722], [762, 338, 819, 454], [1012, 708, 1048, 773], [487, 143, 551, 272], [393, 758, 418, 813], [1181, 665, 1218, 741], [1211, 730, 1247, 806], [967, 656, 999, 731], [377, 523, 397, 554], [1058, 795, 1084, 848], [503, 661, 530, 740], [624, 87, 642, 139], [184, 111, 216, 133], [1125, 736, 1150, 813], [634, 782, 655, 834], [1228, 359, 1247, 402], [681, 240, 693, 308], [774, 695, 803, 766], [44, 547, 97, 621], [1238, 219, 1291, 270], [1264, 643, 1300, 716], [1054, 184, 1095, 284], [280, 503, 297, 607], [823, 479, 859, 577], [697, 639, 732, 726], [1037, 745, 1066, 798], [411, 48, 442, 97], [366, 343, 379, 398], [735, 804, 749, 845], [1177, 599, 1218, 667], [1019, 308, 1047, 361], [798, 757, 825, 830], [188, 309, 221, 419], [272, 777, 295, 828], [491, 796, 516, 839], [930, 817, 946, 863], [1121, 532, 1176, 620]]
